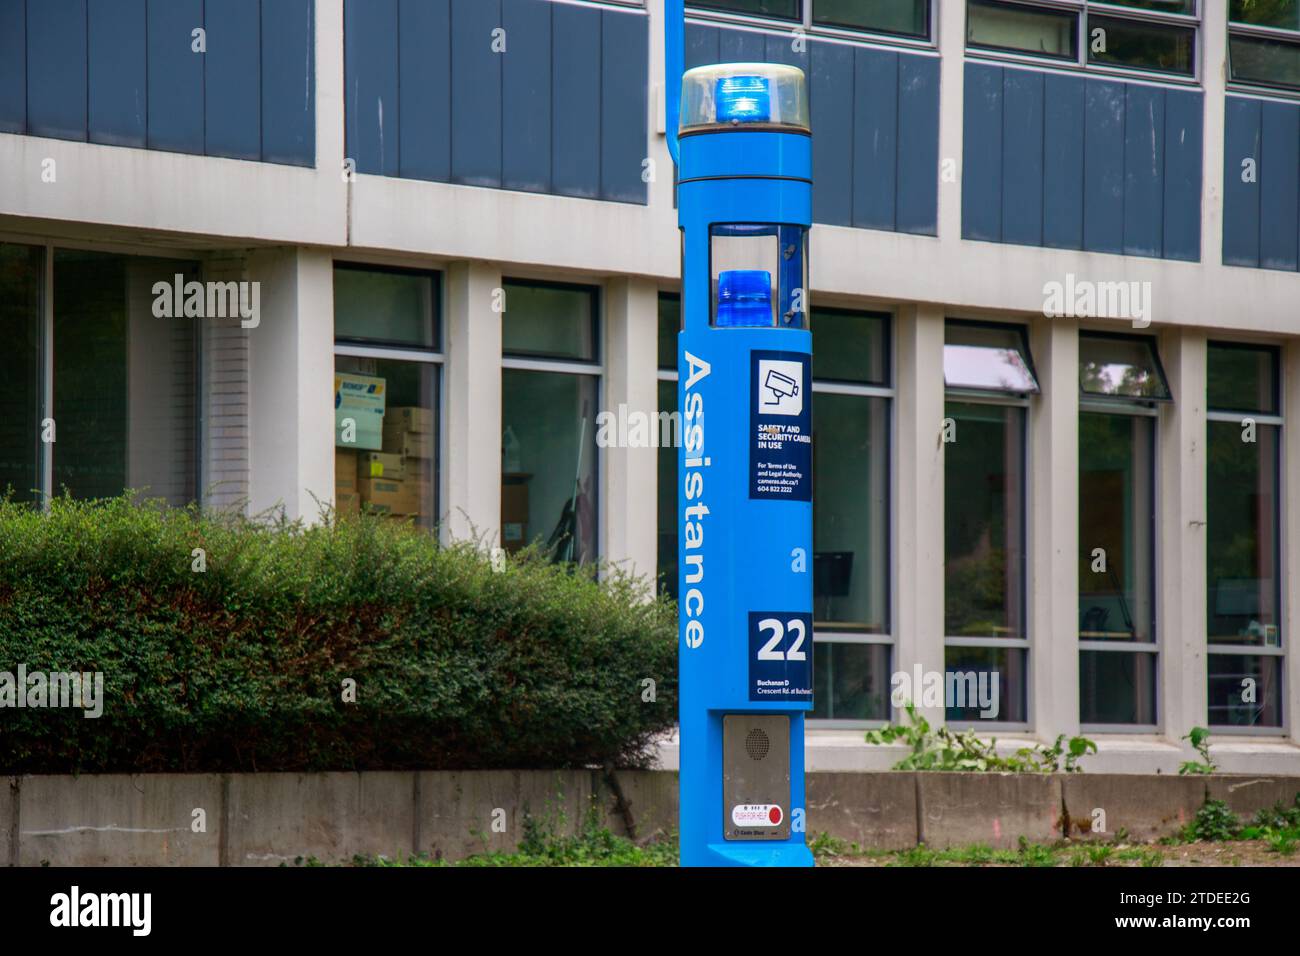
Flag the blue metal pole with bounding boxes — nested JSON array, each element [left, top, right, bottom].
[[674, 57, 815, 867]]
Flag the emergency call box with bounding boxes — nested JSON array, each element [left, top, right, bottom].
[[722, 714, 791, 841]]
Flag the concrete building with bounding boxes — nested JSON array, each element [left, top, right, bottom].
[[1, 0, 1298, 774]]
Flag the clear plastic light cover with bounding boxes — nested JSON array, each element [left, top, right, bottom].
[[711, 224, 808, 329], [680, 63, 810, 132]]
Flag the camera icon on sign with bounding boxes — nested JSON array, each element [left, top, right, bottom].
[[759, 360, 803, 416]]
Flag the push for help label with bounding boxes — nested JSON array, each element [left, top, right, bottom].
[[732, 804, 784, 828]]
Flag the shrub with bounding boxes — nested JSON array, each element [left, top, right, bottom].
[[0, 495, 677, 773]]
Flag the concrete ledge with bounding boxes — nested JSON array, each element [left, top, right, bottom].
[[226, 772, 413, 867], [916, 773, 1062, 849], [807, 772, 918, 849], [1060, 774, 1207, 842], [18, 774, 221, 866], [4, 770, 1298, 864], [416, 770, 593, 862]]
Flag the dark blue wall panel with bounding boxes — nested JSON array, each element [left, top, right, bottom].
[[1083, 80, 1126, 255], [503, 0, 550, 194], [27, 0, 87, 141], [1042, 73, 1085, 250], [147, 0, 204, 154], [811, 40, 855, 227], [1162, 89, 1202, 262], [204, 0, 260, 160], [398, 0, 450, 181], [1223, 97, 1263, 268], [337, 0, 644, 204], [1001, 68, 1043, 247], [896, 54, 939, 236], [260, 0, 314, 166], [853, 48, 897, 232], [600, 8, 647, 204], [552, 2, 600, 199], [345, 0, 399, 176], [450, 0, 502, 188], [1259, 101, 1300, 272], [965, 63, 1200, 261], [1222, 94, 1300, 273], [6, 0, 313, 165], [962, 63, 1003, 243], [684, 24, 936, 235], [0, 0, 25, 134], [684, 22, 718, 71], [719, 25, 763, 63], [1123, 84, 1165, 258], [88, 0, 146, 148]]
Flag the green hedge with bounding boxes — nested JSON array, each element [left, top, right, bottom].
[[0, 497, 677, 773]]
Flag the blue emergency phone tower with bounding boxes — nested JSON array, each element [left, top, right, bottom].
[[667, 8, 815, 867]]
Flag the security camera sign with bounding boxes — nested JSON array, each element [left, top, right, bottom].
[[750, 351, 812, 500]]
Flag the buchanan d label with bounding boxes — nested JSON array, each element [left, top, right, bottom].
[[749, 350, 812, 501]]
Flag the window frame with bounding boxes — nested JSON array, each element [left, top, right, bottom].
[[1077, 396, 1161, 733], [7, 240, 206, 509], [1205, 340, 1286, 735], [942, 319, 1033, 732], [809, 307, 895, 729], [500, 277, 604, 564], [687, 0, 937, 49], [1228, 4, 1300, 96], [964, 0, 1203, 85], [1077, 329, 1174, 405], [332, 260, 445, 534]]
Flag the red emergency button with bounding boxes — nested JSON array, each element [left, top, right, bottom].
[[768, 806, 783, 825]]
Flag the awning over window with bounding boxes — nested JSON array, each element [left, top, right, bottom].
[[1079, 332, 1172, 401], [943, 322, 1039, 395]]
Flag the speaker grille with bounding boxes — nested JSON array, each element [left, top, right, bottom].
[[745, 728, 770, 761]]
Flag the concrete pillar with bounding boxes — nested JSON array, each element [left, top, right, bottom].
[[893, 304, 946, 725], [602, 276, 659, 582], [247, 247, 335, 522], [1201, 0, 1229, 268], [1157, 328, 1208, 741], [936, 0, 966, 245], [443, 260, 503, 545], [1284, 341, 1300, 747], [1027, 316, 1080, 739]]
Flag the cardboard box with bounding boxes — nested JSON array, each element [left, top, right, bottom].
[[335, 491, 360, 515], [381, 429, 433, 460], [335, 449, 359, 493], [358, 477, 430, 516], [384, 406, 434, 435], [360, 452, 405, 481], [335, 373, 386, 450]]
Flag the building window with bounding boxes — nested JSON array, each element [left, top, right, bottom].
[[943, 321, 1037, 725], [501, 280, 600, 564], [967, 1, 1199, 78], [0, 244, 199, 508], [690, 0, 932, 41], [810, 309, 892, 723], [333, 264, 441, 529], [1229, 1, 1300, 91], [1207, 342, 1283, 729], [1078, 331, 1170, 728]]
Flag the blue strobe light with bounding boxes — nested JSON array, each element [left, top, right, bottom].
[[715, 74, 771, 124], [716, 270, 773, 327]]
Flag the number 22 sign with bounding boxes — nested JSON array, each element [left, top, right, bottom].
[[748, 611, 813, 703]]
